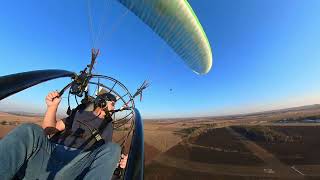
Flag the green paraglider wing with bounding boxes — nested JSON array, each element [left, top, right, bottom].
[[116, 0, 212, 74]]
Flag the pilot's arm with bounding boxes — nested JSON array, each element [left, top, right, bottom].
[[42, 91, 65, 135]]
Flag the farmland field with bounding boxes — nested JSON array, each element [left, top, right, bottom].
[[1, 105, 320, 179]]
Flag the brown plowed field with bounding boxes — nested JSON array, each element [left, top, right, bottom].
[[166, 128, 264, 165], [2, 108, 320, 179], [145, 162, 279, 180], [145, 126, 312, 179], [233, 126, 320, 165], [144, 142, 161, 165]]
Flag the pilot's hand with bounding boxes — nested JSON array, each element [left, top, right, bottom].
[[45, 91, 61, 108], [118, 154, 128, 169]]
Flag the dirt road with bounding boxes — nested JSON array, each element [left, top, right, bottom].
[[154, 154, 302, 178], [226, 127, 304, 179]]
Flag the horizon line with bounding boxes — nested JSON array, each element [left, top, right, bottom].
[[1, 103, 319, 120]]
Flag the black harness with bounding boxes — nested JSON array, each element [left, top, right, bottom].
[[50, 104, 112, 151]]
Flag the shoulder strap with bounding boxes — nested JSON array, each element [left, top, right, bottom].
[[64, 109, 77, 130], [78, 115, 112, 150], [65, 103, 86, 130], [50, 104, 85, 142]]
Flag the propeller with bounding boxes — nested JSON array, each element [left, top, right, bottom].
[[132, 80, 149, 102]]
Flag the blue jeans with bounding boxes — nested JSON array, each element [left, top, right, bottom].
[[0, 123, 121, 180]]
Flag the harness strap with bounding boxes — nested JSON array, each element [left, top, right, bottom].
[[50, 104, 113, 151], [78, 115, 112, 150]]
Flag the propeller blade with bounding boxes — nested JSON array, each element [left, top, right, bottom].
[[133, 80, 149, 99]]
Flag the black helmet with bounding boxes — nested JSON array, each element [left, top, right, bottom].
[[99, 92, 117, 102], [94, 89, 117, 109]]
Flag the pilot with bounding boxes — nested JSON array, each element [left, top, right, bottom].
[[0, 90, 128, 180]]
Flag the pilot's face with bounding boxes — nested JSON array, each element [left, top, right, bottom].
[[96, 101, 116, 119], [106, 101, 116, 111]]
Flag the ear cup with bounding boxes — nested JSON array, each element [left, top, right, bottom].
[[99, 98, 106, 108], [94, 96, 107, 108]]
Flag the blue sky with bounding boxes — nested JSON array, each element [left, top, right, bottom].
[[0, 0, 319, 118]]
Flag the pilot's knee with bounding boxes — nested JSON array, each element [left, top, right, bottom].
[[110, 142, 121, 156], [98, 142, 121, 158], [14, 123, 45, 140], [19, 123, 43, 133]]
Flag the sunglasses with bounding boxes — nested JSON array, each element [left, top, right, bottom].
[[107, 101, 116, 106]]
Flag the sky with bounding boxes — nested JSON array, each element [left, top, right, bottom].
[[0, 0, 319, 119]]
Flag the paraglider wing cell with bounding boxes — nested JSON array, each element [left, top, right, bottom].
[[116, 0, 213, 74]]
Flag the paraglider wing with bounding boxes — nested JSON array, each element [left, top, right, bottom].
[[116, 0, 212, 74]]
